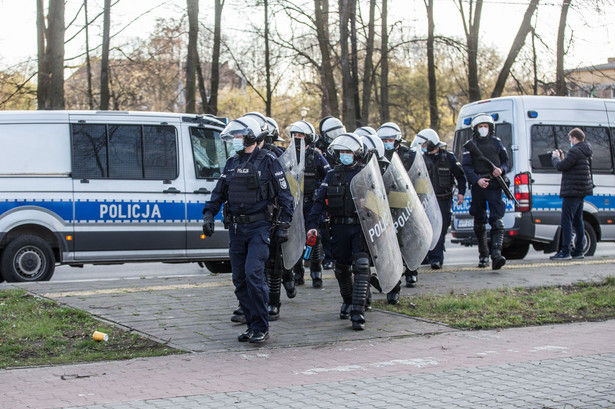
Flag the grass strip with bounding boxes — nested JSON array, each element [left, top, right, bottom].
[[375, 276, 615, 329], [0, 289, 180, 369]]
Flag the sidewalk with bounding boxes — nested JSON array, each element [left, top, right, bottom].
[[1, 257, 615, 408]]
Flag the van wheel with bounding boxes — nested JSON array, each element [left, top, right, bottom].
[[204, 260, 232, 274], [1, 235, 56, 282], [579, 221, 597, 256], [502, 241, 530, 260]]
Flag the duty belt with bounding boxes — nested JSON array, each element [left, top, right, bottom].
[[228, 212, 267, 224], [331, 216, 360, 225]]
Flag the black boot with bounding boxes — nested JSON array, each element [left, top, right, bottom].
[[386, 281, 401, 305], [267, 303, 280, 320], [266, 263, 281, 321], [334, 264, 353, 319], [405, 269, 418, 288], [293, 260, 305, 286], [350, 253, 370, 330], [231, 304, 246, 323], [474, 223, 490, 268], [490, 219, 507, 270], [282, 268, 297, 298], [309, 236, 323, 288]]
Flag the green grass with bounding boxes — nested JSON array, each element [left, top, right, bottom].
[[375, 276, 615, 329], [0, 289, 181, 369]]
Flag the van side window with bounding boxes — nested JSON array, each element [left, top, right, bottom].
[[190, 127, 231, 179], [71, 124, 178, 180], [531, 125, 612, 173]]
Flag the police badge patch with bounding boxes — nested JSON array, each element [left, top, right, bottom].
[[279, 177, 288, 189]]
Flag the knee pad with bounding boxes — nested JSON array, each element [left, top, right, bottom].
[[491, 218, 505, 234], [474, 223, 487, 235], [352, 252, 370, 274]]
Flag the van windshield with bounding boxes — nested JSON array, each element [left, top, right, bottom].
[[190, 127, 232, 179], [453, 123, 513, 171]]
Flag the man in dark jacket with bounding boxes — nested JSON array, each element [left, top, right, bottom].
[[550, 128, 593, 260]]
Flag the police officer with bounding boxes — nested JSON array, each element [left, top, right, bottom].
[[414, 129, 466, 269], [202, 117, 294, 343], [462, 113, 509, 270], [377, 122, 418, 288], [307, 133, 371, 330], [289, 120, 330, 288]]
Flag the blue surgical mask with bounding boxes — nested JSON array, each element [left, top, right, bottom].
[[421, 147, 428, 153], [233, 138, 244, 153], [339, 153, 354, 165], [570, 142, 574, 148], [384, 142, 395, 151]]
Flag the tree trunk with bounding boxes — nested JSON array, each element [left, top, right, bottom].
[[466, 0, 483, 102], [100, 0, 111, 110], [185, 0, 199, 113], [380, 0, 389, 123], [264, 0, 272, 116], [36, 0, 49, 109], [361, 0, 376, 126], [84, 0, 94, 110], [491, 0, 539, 98], [205, 0, 223, 115], [339, 0, 355, 127], [555, 0, 571, 96], [37, 0, 65, 110], [196, 52, 208, 113], [315, 0, 339, 117], [349, 0, 360, 127], [425, 0, 439, 131]]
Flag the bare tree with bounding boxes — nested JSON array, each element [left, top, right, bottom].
[[315, 0, 340, 117], [424, 0, 438, 131], [339, 0, 357, 127], [37, 0, 65, 109], [264, 0, 273, 116], [380, 0, 389, 123], [491, 0, 539, 98], [205, 0, 224, 115], [100, 0, 111, 109], [555, 0, 571, 96], [84, 0, 94, 109], [185, 0, 199, 113], [457, 0, 483, 102], [360, 0, 376, 126]]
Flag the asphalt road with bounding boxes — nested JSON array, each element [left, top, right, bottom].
[[51, 235, 615, 282]]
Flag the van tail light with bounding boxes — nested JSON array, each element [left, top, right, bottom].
[[514, 172, 532, 212]]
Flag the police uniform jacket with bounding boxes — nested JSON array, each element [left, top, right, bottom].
[[462, 136, 509, 187], [296, 146, 330, 199], [203, 147, 294, 223], [424, 149, 467, 199]]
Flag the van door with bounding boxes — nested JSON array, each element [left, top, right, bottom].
[[69, 118, 187, 262], [182, 122, 232, 259]]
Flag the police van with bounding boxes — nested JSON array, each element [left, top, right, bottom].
[[451, 96, 615, 259], [0, 110, 232, 282]]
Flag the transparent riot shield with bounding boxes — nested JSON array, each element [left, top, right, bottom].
[[407, 149, 442, 251], [350, 156, 404, 293], [383, 153, 432, 271], [280, 138, 306, 270]]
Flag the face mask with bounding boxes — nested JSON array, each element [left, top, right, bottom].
[[384, 142, 395, 151], [339, 153, 354, 165], [570, 142, 574, 148], [477, 127, 489, 138], [294, 138, 303, 149], [421, 147, 428, 153], [232, 138, 244, 153]]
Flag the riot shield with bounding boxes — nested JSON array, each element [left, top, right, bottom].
[[350, 156, 404, 293], [383, 153, 432, 271], [407, 149, 442, 251], [280, 138, 306, 270]]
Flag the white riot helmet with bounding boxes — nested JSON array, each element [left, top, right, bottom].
[[471, 113, 495, 139], [265, 116, 284, 142], [242, 112, 267, 132], [328, 132, 364, 166], [354, 126, 377, 138], [413, 128, 444, 152], [319, 116, 346, 143], [289, 120, 316, 144], [377, 122, 402, 141], [361, 134, 387, 162], [220, 117, 264, 146]]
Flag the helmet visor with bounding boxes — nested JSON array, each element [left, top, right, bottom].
[[220, 120, 251, 141]]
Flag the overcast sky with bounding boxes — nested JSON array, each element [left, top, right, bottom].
[[0, 0, 613, 71]]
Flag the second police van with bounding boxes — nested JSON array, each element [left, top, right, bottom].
[[0, 110, 233, 282], [451, 95, 615, 259]]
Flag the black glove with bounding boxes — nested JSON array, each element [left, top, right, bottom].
[[275, 222, 290, 243], [202, 213, 215, 237]]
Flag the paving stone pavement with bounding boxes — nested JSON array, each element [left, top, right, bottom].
[[1, 257, 615, 408]]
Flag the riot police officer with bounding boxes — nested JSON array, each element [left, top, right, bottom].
[[202, 117, 294, 343], [307, 133, 371, 330], [462, 113, 509, 270], [414, 129, 466, 269], [289, 120, 330, 288], [377, 122, 418, 288]]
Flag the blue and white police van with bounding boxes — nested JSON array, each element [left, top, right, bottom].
[[0, 110, 232, 282], [451, 96, 615, 259]]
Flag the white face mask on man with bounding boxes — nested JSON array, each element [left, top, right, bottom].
[[477, 127, 489, 138]]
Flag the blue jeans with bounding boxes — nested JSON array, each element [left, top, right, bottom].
[[560, 196, 584, 255]]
